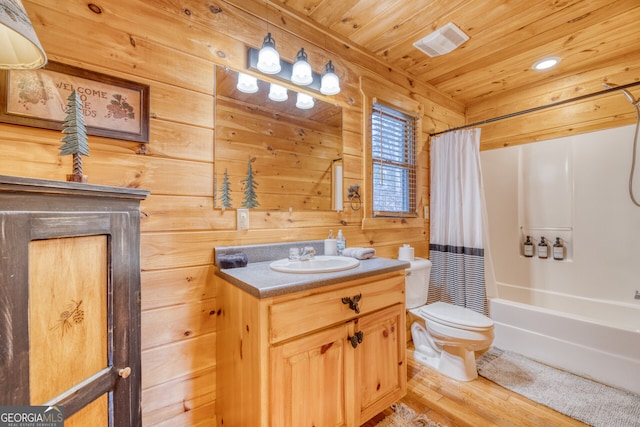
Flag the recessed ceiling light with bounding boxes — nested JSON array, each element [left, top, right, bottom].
[[532, 56, 561, 71]]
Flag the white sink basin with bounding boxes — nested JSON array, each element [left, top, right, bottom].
[[269, 255, 360, 274]]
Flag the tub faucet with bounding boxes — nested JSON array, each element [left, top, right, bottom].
[[289, 246, 316, 261]]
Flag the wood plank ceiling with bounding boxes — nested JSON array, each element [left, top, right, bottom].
[[262, 0, 640, 121]]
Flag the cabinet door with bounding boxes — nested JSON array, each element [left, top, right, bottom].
[[355, 304, 407, 424], [0, 211, 140, 426], [270, 322, 355, 427]]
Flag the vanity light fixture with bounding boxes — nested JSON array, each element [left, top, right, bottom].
[[320, 60, 340, 95], [295, 92, 314, 109], [268, 83, 288, 102], [236, 72, 259, 93], [532, 56, 561, 71], [246, 34, 341, 97], [256, 32, 281, 74], [0, 0, 47, 69]]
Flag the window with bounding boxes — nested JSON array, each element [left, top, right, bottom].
[[371, 102, 417, 216]]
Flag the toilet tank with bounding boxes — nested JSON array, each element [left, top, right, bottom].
[[405, 258, 432, 309]]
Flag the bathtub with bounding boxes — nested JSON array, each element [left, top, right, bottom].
[[488, 285, 640, 395]]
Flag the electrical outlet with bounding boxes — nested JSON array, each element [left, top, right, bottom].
[[424, 206, 429, 219], [237, 208, 249, 230]]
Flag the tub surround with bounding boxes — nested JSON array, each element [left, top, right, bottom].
[[481, 127, 640, 396], [214, 240, 410, 298]]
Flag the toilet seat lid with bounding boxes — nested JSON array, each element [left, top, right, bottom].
[[418, 302, 494, 331]]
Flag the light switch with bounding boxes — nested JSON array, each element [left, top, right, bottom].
[[237, 208, 249, 230]]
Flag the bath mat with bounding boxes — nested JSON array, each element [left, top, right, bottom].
[[374, 403, 442, 427], [476, 347, 640, 427]]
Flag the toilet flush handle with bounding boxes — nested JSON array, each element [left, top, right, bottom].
[[341, 293, 361, 314]]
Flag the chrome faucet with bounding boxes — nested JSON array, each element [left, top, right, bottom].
[[289, 246, 316, 261]]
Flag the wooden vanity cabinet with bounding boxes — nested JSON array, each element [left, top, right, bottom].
[[216, 270, 407, 427]]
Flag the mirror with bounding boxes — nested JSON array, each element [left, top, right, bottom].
[[215, 66, 342, 211]]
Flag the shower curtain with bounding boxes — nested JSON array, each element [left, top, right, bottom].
[[428, 128, 488, 315]]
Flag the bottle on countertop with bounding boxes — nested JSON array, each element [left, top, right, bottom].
[[523, 235, 534, 257], [336, 229, 346, 255], [553, 237, 565, 261], [538, 236, 549, 259], [324, 229, 337, 256]]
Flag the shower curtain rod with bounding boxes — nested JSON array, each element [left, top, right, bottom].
[[430, 80, 640, 137]]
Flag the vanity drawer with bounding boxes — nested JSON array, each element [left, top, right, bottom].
[[269, 273, 405, 344]]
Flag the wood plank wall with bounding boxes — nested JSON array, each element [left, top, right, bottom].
[[5, 1, 634, 425], [467, 57, 640, 150], [8, 1, 460, 426]]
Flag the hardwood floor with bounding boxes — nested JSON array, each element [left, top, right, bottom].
[[362, 347, 588, 427]]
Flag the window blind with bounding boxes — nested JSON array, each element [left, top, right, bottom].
[[371, 102, 417, 216]]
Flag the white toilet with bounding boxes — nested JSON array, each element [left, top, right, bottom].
[[405, 258, 494, 381]]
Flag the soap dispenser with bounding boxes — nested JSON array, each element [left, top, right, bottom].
[[553, 237, 565, 261], [336, 229, 346, 255], [523, 235, 534, 257], [538, 236, 549, 259]]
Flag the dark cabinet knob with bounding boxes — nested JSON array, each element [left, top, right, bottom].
[[341, 293, 361, 313], [348, 330, 364, 348]]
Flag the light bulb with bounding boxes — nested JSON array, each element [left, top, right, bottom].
[[268, 83, 288, 102], [237, 72, 258, 93], [320, 61, 340, 95], [257, 33, 281, 74], [296, 92, 314, 109], [291, 48, 313, 86]]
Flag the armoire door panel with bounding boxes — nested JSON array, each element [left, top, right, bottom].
[[28, 235, 108, 404], [63, 393, 109, 427]]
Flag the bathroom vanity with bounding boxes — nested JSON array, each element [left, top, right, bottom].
[[215, 247, 409, 427]]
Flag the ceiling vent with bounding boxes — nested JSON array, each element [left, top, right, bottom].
[[413, 22, 469, 57]]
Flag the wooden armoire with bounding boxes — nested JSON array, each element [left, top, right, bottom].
[[0, 175, 148, 426]]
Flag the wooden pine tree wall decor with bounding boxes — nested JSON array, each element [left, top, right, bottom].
[[220, 168, 232, 210], [59, 90, 90, 183], [241, 156, 259, 209]]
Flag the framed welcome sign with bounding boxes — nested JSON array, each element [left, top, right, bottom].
[[0, 61, 150, 142]]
